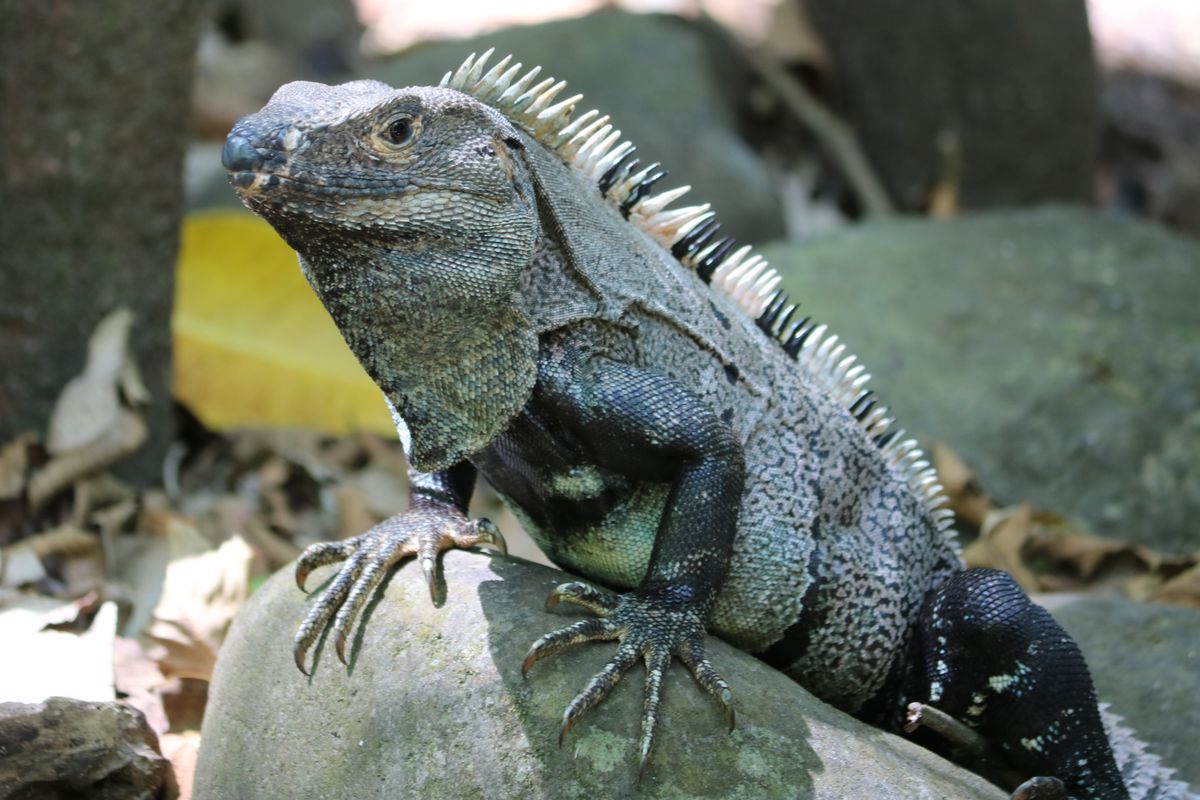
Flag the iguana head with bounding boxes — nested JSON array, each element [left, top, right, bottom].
[[224, 79, 539, 313], [224, 79, 543, 470]]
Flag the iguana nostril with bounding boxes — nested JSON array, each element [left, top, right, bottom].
[[222, 134, 264, 172]]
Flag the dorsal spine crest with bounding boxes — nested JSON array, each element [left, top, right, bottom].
[[442, 49, 955, 537]]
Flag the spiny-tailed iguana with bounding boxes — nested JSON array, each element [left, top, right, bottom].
[[223, 49, 1194, 800]]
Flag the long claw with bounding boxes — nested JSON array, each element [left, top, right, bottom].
[[291, 506, 504, 675], [721, 688, 736, 731], [558, 643, 641, 745], [291, 548, 369, 672], [558, 713, 575, 747], [294, 539, 354, 591], [1010, 776, 1066, 800], [679, 640, 736, 731], [522, 617, 616, 676], [545, 581, 619, 616], [638, 649, 670, 780], [421, 555, 438, 602], [526, 583, 735, 774]]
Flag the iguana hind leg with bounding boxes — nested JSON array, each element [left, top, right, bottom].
[[905, 568, 1129, 800]]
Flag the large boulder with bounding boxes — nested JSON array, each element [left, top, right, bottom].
[[762, 206, 1200, 553], [195, 552, 1004, 799]]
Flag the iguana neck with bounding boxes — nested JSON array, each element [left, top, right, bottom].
[[297, 243, 538, 472]]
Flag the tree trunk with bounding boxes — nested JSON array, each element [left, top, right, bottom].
[[805, 0, 1099, 211], [0, 0, 206, 480]]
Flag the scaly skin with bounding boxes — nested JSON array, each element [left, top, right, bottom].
[[222, 62, 1190, 799]]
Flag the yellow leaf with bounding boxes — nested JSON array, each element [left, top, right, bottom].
[[172, 210, 393, 435]]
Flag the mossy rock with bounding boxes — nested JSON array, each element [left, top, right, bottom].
[[763, 206, 1200, 553], [195, 552, 1003, 799]]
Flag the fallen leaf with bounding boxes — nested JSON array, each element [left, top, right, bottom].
[[28, 410, 147, 512], [0, 595, 118, 702], [1147, 562, 1200, 607], [113, 635, 170, 735], [173, 210, 393, 435], [161, 729, 201, 800], [963, 504, 1039, 591], [144, 521, 253, 681], [47, 308, 138, 455]]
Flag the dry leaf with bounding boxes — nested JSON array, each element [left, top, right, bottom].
[[1147, 562, 1200, 607], [963, 504, 1039, 591], [0, 595, 118, 702], [161, 729, 201, 800], [47, 309, 137, 454], [28, 410, 147, 512], [113, 635, 170, 735], [1026, 514, 1141, 580], [144, 521, 253, 680]]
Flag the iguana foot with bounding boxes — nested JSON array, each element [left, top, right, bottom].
[[292, 502, 505, 673], [522, 581, 735, 775]]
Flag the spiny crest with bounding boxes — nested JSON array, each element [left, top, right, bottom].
[[442, 50, 955, 536]]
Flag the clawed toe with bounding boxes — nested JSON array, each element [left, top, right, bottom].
[[546, 581, 620, 615], [524, 585, 735, 775], [522, 617, 619, 676], [559, 643, 642, 745], [291, 509, 507, 674]]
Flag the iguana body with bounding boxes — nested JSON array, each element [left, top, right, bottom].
[[223, 51, 1193, 800]]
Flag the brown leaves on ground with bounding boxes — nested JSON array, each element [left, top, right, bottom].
[[935, 443, 1200, 607], [0, 310, 416, 797]]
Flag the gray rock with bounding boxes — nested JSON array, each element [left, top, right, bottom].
[[0, 697, 176, 800], [1045, 595, 1200, 792], [195, 552, 1004, 799], [761, 206, 1200, 553], [360, 11, 785, 244]]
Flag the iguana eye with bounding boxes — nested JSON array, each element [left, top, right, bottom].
[[383, 116, 415, 146]]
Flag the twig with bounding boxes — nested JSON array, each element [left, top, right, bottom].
[[906, 702, 1029, 790], [743, 48, 895, 217]]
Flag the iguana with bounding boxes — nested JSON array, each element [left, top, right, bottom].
[[222, 49, 1194, 800]]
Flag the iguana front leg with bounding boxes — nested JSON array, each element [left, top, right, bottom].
[[520, 353, 744, 772], [292, 462, 505, 672]]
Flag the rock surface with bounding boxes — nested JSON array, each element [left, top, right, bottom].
[[763, 206, 1200, 553], [195, 552, 1004, 799], [1046, 595, 1200, 792], [361, 10, 786, 245], [0, 696, 176, 800]]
